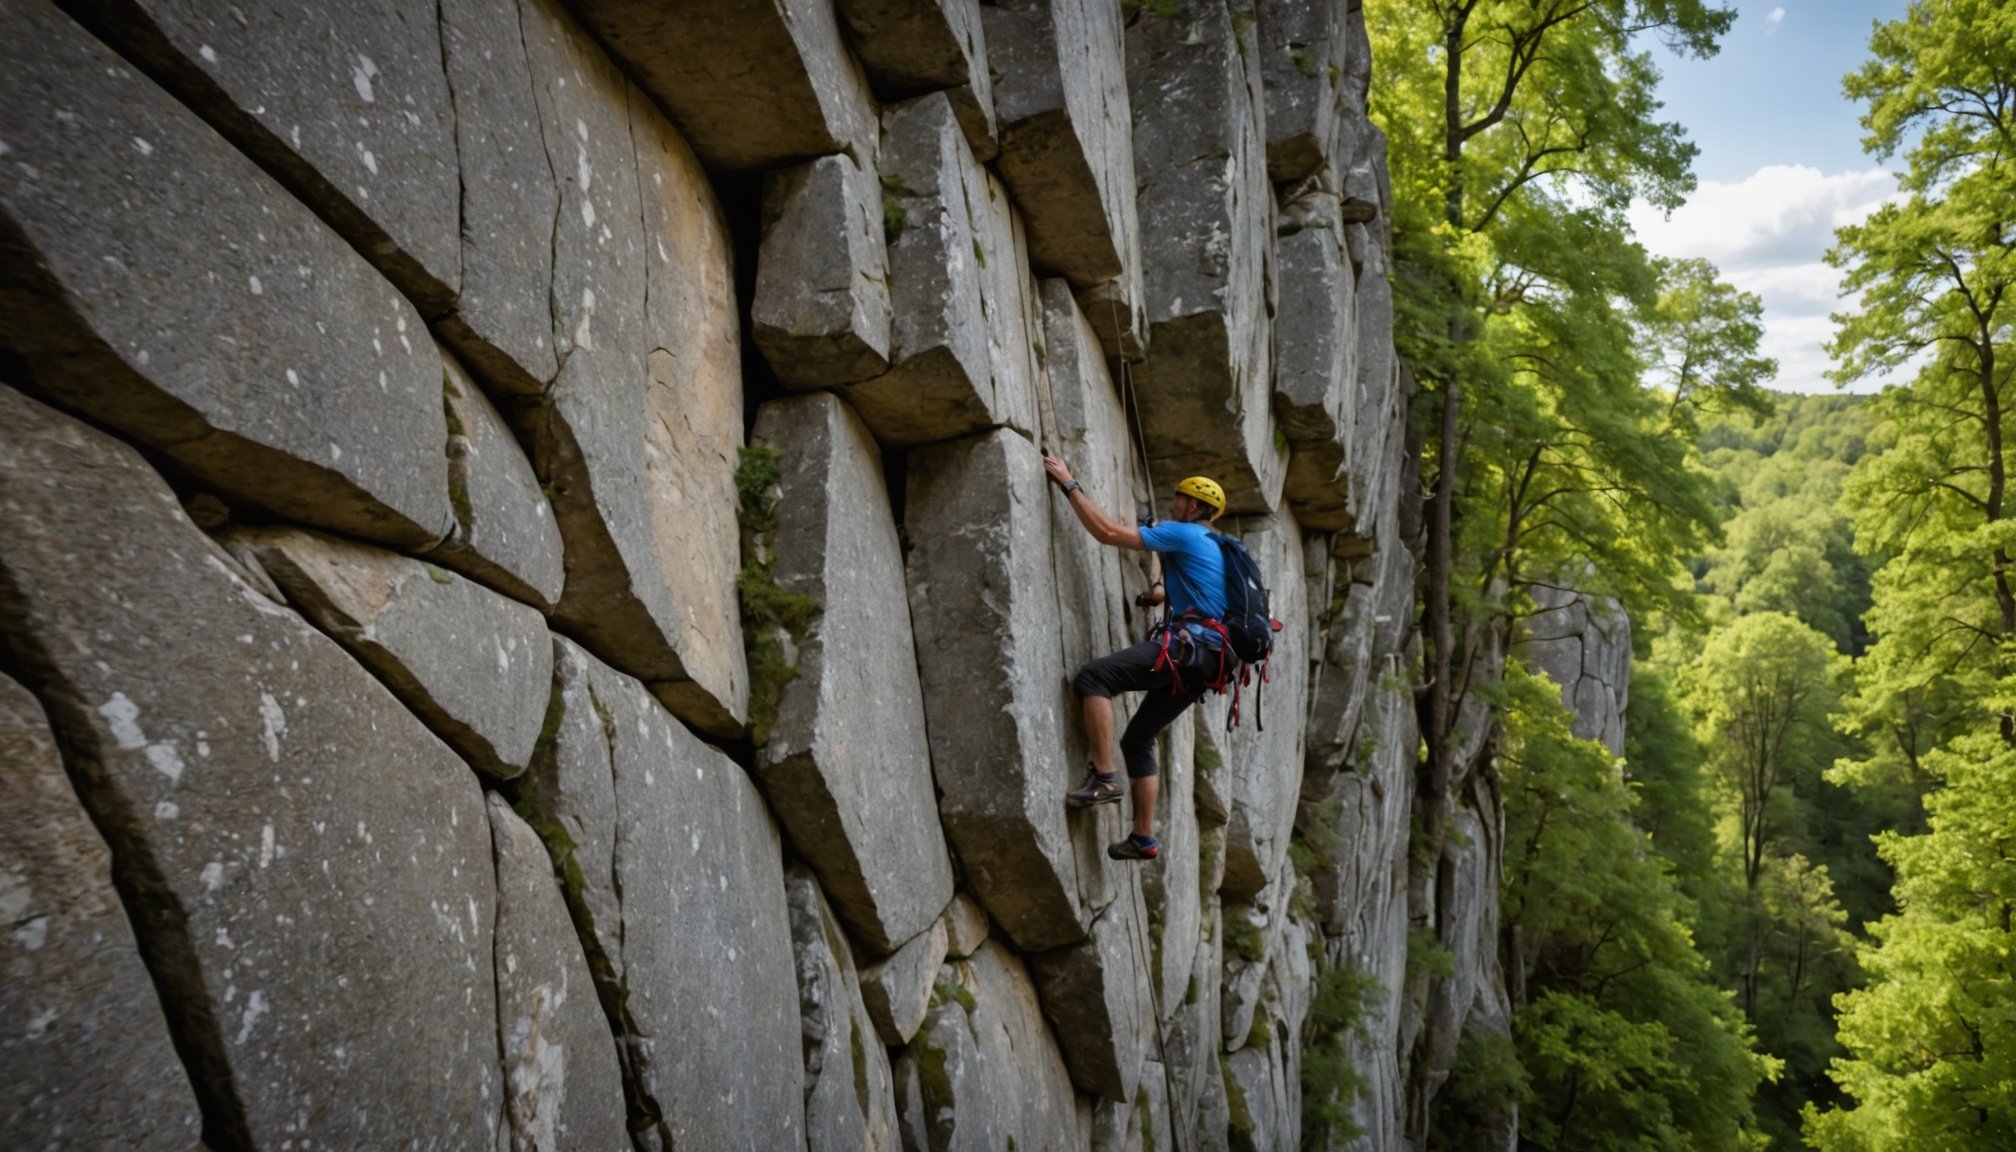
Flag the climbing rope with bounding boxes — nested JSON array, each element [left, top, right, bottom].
[[1105, 289, 1159, 517]]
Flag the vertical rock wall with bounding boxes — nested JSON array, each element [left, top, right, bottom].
[[0, 1, 1494, 1150]]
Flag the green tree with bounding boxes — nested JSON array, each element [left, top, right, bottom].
[[1496, 660, 1775, 1151], [1625, 666, 1720, 906], [1807, 2, 2016, 1146], [1643, 256, 1778, 436], [1685, 612, 1847, 1016], [1365, 6, 1757, 1068], [1677, 613, 1852, 1147], [1366, 3, 1772, 1142], [1826, 0, 2016, 749], [1806, 735, 2016, 1150], [1694, 393, 1876, 654], [1371, 0, 1749, 804]]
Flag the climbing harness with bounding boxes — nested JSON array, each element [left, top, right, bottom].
[[1101, 290, 1285, 729]]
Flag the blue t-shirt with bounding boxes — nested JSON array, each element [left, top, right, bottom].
[[1138, 519, 1226, 641]]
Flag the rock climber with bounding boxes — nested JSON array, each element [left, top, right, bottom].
[[1043, 455, 1228, 862]]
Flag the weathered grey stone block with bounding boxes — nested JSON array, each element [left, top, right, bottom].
[[1196, 718, 1234, 829], [431, 350, 567, 609], [1125, 1, 1282, 514], [849, 93, 1039, 447], [1143, 715, 1201, 1024], [1304, 532, 1412, 780], [1341, 117, 1387, 225], [1255, 0, 1348, 183], [1273, 911, 1316, 1035], [513, 638, 621, 1003], [1028, 889, 1156, 1103], [1092, 1056, 1175, 1152], [939, 892, 992, 958], [1344, 234, 1401, 528], [1135, 1059, 1179, 1152], [632, 81, 751, 734], [892, 1054, 930, 1152], [1077, 276, 1148, 364], [905, 428, 1084, 951], [838, 0, 997, 157], [786, 867, 901, 1152], [1422, 802, 1513, 1097], [0, 2, 453, 550], [1199, 509, 1310, 899], [488, 794, 631, 1152], [896, 942, 1080, 1152], [984, 0, 1141, 291], [70, 0, 462, 312], [514, 9, 750, 737], [976, 171, 1047, 445], [754, 154, 893, 387], [0, 385, 499, 1150], [0, 672, 202, 1150], [753, 392, 955, 955], [569, 0, 877, 170], [1275, 198, 1362, 531], [1310, 674, 1414, 943], [1341, 0, 1373, 106], [1039, 279, 1141, 674], [241, 528, 552, 780], [438, 0, 562, 394], [1224, 1034, 1292, 1150], [1333, 3, 1380, 228], [1161, 895, 1227, 1144], [1221, 871, 1294, 1056], [515, 637, 805, 1151], [1520, 583, 1630, 754], [860, 919, 949, 1045]]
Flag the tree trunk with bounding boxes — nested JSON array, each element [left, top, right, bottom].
[[1978, 334, 2013, 743]]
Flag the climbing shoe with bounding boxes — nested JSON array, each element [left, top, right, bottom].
[[1107, 834, 1160, 861], [1067, 769, 1123, 808]]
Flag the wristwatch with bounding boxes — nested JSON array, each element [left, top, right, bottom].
[[1061, 480, 1083, 496]]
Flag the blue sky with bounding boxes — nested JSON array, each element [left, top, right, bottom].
[[1624, 1, 1912, 393]]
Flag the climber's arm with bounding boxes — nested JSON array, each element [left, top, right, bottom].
[[1043, 455, 1144, 550]]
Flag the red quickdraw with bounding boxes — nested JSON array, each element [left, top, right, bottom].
[[1149, 622, 1184, 696]]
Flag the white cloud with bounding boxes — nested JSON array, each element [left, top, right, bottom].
[[1764, 6, 1786, 34], [1628, 164, 1901, 392]]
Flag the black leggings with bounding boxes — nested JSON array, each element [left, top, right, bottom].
[[1072, 637, 1221, 779]]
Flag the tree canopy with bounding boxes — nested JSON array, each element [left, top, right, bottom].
[[1804, 2, 2016, 1147]]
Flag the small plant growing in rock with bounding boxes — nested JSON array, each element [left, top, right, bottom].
[[1223, 913, 1266, 963], [879, 174, 911, 242], [1428, 1027, 1528, 1147], [1246, 1013, 1274, 1049], [1301, 964, 1381, 1146], [735, 445, 821, 745], [1407, 923, 1455, 979]]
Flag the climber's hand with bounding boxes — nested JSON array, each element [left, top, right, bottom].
[[1134, 587, 1166, 609], [1043, 455, 1075, 488]]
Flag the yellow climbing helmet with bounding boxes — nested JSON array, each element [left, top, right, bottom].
[[1174, 475, 1226, 519]]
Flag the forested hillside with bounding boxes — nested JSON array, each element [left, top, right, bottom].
[[1368, 0, 2013, 1147], [1640, 393, 1896, 1149]]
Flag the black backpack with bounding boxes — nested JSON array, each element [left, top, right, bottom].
[[1210, 531, 1276, 664]]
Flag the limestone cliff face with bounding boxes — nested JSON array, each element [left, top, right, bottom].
[[0, 1, 1504, 1149], [1519, 583, 1633, 757]]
